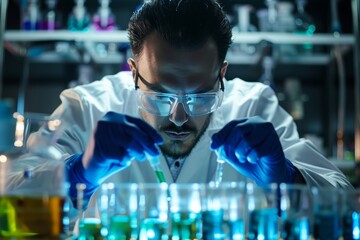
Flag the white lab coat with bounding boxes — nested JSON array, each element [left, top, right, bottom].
[[7, 71, 353, 225], [46, 71, 352, 188]]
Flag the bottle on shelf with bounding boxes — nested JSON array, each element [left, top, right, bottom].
[[276, 1, 297, 56], [294, 0, 316, 54], [41, 0, 61, 30], [22, 0, 41, 31], [92, 0, 117, 31], [68, 0, 91, 31]]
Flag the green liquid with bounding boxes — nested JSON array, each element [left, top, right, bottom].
[[79, 218, 103, 240], [171, 212, 201, 240], [140, 218, 167, 240], [108, 215, 137, 240], [0, 196, 68, 238], [155, 170, 166, 183]]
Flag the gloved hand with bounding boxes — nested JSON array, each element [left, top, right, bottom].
[[66, 111, 163, 205], [210, 116, 296, 186]]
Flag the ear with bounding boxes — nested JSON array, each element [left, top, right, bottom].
[[127, 58, 137, 80], [220, 61, 228, 79]]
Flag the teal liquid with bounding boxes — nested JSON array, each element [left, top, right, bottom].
[[108, 215, 137, 240], [282, 217, 310, 240], [202, 210, 244, 240], [202, 210, 224, 239], [226, 219, 245, 240], [313, 211, 340, 240], [343, 211, 360, 240], [140, 218, 167, 240], [155, 170, 166, 183], [248, 208, 278, 240], [171, 212, 201, 240], [78, 218, 103, 240]]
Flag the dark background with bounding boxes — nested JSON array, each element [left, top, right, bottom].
[[2, 0, 356, 165]]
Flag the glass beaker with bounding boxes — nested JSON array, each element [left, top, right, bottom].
[[246, 182, 279, 240], [341, 189, 360, 240], [0, 113, 70, 239], [169, 183, 202, 240], [98, 182, 138, 240], [138, 183, 169, 240], [201, 181, 246, 240], [280, 184, 312, 240], [311, 187, 342, 240]]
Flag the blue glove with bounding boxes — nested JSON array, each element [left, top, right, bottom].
[[66, 111, 163, 206], [210, 116, 296, 186]]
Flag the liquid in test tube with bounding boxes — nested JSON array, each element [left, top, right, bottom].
[[214, 148, 225, 187]]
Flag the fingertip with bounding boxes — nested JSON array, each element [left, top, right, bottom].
[[210, 141, 219, 150], [235, 152, 246, 163]]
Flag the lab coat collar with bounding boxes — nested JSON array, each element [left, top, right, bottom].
[[133, 104, 226, 184]]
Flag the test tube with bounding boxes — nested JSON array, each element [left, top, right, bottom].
[[146, 153, 166, 183], [214, 148, 225, 187]]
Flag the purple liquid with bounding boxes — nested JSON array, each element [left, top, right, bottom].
[[92, 16, 117, 31]]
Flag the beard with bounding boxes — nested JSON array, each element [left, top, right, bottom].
[[159, 114, 212, 159]]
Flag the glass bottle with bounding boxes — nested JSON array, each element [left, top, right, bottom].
[[294, 0, 316, 54], [0, 111, 70, 239], [92, 0, 117, 31], [68, 0, 91, 31], [41, 0, 61, 30], [22, 0, 41, 31]]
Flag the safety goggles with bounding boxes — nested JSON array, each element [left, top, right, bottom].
[[135, 70, 224, 116], [136, 89, 224, 116]]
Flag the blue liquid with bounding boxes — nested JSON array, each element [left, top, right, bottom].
[[343, 211, 360, 240], [140, 218, 167, 240], [23, 21, 40, 31], [313, 211, 340, 240], [171, 212, 201, 240], [248, 208, 278, 240], [282, 218, 310, 240]]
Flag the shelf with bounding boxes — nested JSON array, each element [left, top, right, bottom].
[[226, 53, 332, 65], [4, 31, 355, 45], [4, 30, 130, 43], [232, 32, 355, 45], [328, 157, 356, 169]]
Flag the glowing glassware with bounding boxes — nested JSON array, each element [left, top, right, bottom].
[[138, 183, 169, 240], [280, 184, 312, 240], [169, 183, 202, 240], [342, 189, 360, 240], [201, 182, 246, 240], [98, 183, 138, 240], [246, 182, 278, 240], [0, 113, 69, 239], [312, 187, 342, 240]]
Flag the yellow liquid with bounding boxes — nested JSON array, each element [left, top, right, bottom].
[[0, 196, 69, 239]]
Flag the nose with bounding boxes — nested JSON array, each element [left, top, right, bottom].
[[169, 102, 189, 127]]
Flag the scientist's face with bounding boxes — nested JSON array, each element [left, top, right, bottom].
[[129, 32, 227, 159]]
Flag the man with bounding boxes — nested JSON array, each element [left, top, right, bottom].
[[34, 0, 352, 207]]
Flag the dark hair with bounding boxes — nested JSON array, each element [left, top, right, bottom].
[[128, 0, 232, 64]]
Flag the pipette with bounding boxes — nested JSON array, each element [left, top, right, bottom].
[[214, 148, 225, 187]]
